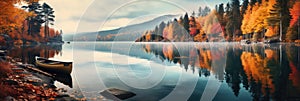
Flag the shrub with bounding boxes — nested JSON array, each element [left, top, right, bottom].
[[0, 62, 13, 77]]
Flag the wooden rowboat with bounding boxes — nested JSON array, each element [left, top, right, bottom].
[[35, 57, 73, 74]]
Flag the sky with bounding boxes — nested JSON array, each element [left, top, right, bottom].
[[40, 0, 230, 34]]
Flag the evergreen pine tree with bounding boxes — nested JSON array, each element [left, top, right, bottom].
[[183, 13, 190, 33], [241, 0, 249, 15]]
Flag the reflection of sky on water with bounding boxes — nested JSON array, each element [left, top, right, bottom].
[[51, 42, 300, 101], [56, 42, 236, 100]]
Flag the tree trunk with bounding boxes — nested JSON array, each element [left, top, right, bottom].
[[28, 18, 31, 35], [297, 17, 300, 40], [279, 12, 282, 41], [44, 15, 48, 42], [44, 23, 48, 41]]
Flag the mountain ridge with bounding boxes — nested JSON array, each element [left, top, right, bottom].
[[64, 14, 180, 41]]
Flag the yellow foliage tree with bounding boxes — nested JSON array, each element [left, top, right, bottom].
[[201, 10, 219, 34], [241, 5, 252, 34], [265, 0, 279, 37], [241, 0, 278, 38]]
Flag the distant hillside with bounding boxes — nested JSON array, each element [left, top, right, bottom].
[[64, 14, 180, 41]]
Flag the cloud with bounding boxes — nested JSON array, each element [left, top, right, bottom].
[[103, 18, 132, 28], [111, 10, 150, 19], [42, 0, 229, 34]]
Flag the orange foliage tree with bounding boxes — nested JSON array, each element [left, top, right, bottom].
[[0, 0, 28, 34], [197, 10, 223, 41], [286, 1, 300, 42], [40, 26, 60, 38], [0, 0, 39, 33], [289, 2, 300, 27], [0, 0, 41, 43], [241, 0, 297, 41], [0, 0, 62, 44]]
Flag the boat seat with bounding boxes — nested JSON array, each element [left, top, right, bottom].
[[48, 62, 61, 64]]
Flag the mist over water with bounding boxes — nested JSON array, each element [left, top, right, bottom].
[[6, 42, 300, 100]]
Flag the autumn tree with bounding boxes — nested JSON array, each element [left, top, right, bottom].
[[0, 0, 27, 35], [22, 2, 43, 35], [242, 0, 271, 41], [41, 3, 55, 40], [289, 1, 300, 27], [286, 19, 299, 42], [144, 30, 152, 42], [198, 10, 223, 41], [286, 1, 300, 42], [251, 2, 268, 41], [0, 0, 40, 44], [0, 0, 62, 44], [141, 0, 298, 42], [163, 23, 173, 40], [241, 4, 251, 39], [189, 16, 198, 37]]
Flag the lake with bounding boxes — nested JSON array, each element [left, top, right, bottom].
[[5, 42, 300, 101]]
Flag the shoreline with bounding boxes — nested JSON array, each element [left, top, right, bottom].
[[0, 53, 77, 100]]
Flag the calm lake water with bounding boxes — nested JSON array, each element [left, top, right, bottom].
[[4, 42, 300, 101]]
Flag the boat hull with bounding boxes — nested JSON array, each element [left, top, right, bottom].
[[35, 57, 73, 74]]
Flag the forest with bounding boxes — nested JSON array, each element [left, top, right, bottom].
[[138, 0, 300, 43], [1, 0, 299, 43], [0, 0, 62, 45]]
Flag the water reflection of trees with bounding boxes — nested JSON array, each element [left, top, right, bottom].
[[4, 45, 62, 64], [3, 45, 73, 88], [143, 43, 214, 77], [142, 43, 300, 100]]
